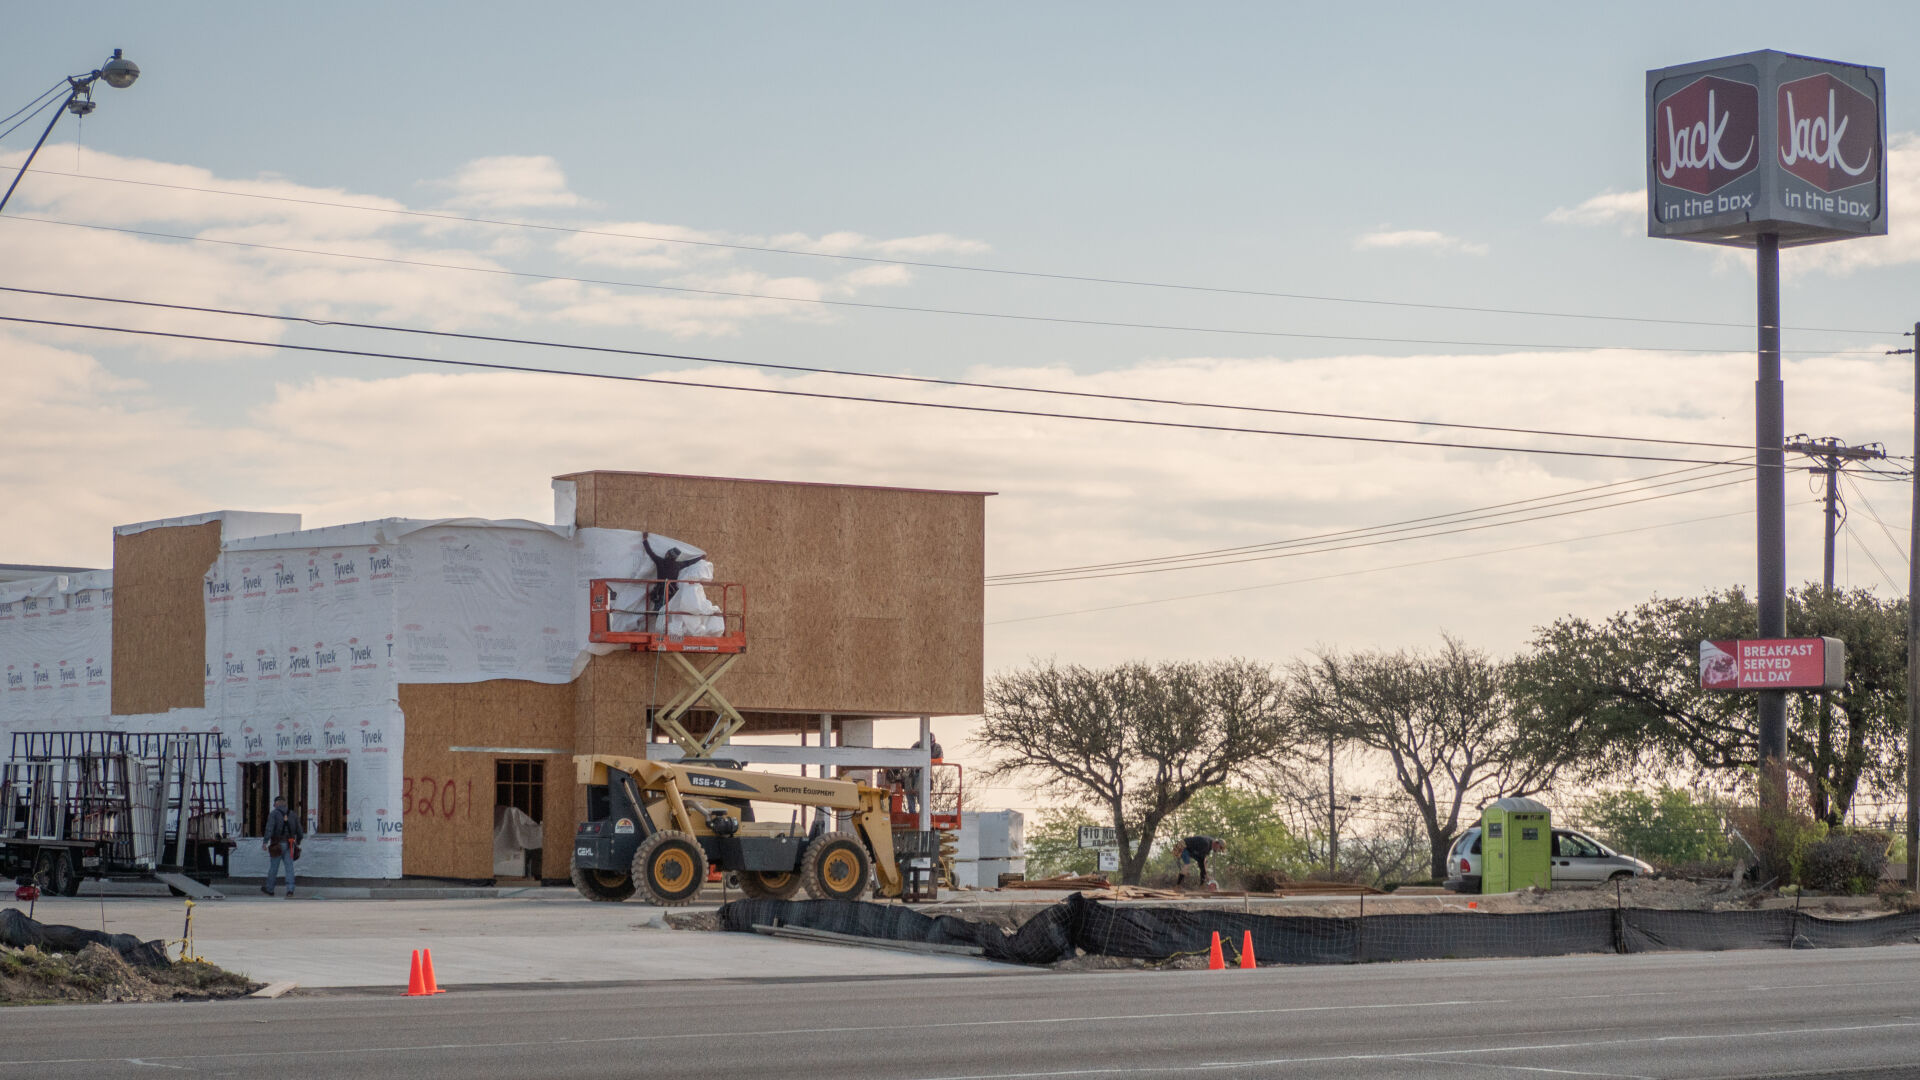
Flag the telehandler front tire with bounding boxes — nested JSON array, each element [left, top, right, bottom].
[[571, 858, 637, 902], [633, 830, 708, 905], [738, 869, 804, 900], [801, 833, 873, 901]]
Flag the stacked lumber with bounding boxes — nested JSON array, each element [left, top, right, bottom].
[[1000, 874, 1112, 890], [1270, 881, 1386, 897]]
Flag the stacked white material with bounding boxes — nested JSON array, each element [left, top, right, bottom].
[[583, 529, 723, 637], [0, 572, 113, 724], [951, 810, 1026, 889]]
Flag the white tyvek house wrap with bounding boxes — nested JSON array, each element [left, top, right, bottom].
[[0, 520, 714, 879], [0, 572, 113, 724], [195, 520, 713, 879]]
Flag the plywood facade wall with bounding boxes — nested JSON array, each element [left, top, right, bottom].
[[562, 471, 987, 725], [397, 681, 576, 880], [110, 521, 220, 715]]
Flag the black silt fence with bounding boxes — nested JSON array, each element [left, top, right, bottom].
[[717, 894, 1920, 967]]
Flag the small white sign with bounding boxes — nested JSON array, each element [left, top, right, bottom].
[[1078, 825, 1119, 849], [1097, 847, 1120, 873]]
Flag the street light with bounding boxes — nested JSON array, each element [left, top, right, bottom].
[[0, 48, 140, 215]]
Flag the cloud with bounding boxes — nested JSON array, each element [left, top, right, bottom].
[[435, 155, 585, 210], [1354, 228, 1488, 256], [0, 147, 988, 343], [1547, 134, 1920, 276], [5, 331, 1901, 680], [1545, 189, 1644, 229]]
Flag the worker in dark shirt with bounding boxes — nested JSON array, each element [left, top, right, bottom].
[[1175, 835, 1225, 889], [641, 532, 704, 620]]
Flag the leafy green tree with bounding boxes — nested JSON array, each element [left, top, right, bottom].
[[978, 659, 1301, 884], [1022, 808, 1102, 878], [1287, 636, 1566, 879], [1156, 785, 1312, 884], [1580, 787, 1731, 867], [1512, 586, 1907, 823]]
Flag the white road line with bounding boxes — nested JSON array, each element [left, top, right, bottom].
[[0, 998, 1497, 1067], [1404, 1054, 1655, 1080], [908, 1019, 1920, 1080]]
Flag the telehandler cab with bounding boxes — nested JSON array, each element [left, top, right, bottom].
[[569, 754, 903, 905]]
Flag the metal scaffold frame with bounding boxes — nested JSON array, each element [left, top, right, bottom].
[[587, 577, 750, 757]]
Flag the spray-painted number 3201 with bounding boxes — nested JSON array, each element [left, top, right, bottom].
[[401, 776, 472, 819]]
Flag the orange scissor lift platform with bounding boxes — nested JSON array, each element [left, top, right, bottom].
[[587, 578, 748, 758]]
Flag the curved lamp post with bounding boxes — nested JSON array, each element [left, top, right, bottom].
[[0, 48, 140, 215]]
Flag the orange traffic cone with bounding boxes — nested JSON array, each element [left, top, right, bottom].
[[420, 948, 446, 994], [405, 949, 429, 996], [1207, 931, 1225, 970], [1240, 930, 1257, 969]]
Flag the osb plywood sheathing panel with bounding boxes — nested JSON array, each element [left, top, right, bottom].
[[560, 472, 984, 717], [111, 521, 221, 716], [398, 681, 576, 879]]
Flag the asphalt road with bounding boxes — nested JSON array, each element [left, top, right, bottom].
[[5, 944, 1920, 1079]]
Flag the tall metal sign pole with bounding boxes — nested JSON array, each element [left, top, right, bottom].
[[1908, 325, 1919, 887], [1647, 51, 1887, 811]]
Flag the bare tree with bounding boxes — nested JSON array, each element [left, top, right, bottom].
[[1287, 635, 1563, 879], [978, 659, 1300, 884]]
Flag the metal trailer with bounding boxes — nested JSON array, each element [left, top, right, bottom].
[[0, 730, 234, 895]]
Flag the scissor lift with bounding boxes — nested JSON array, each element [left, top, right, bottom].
[[587, 578, 748, 758]]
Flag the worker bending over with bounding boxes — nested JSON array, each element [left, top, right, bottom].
[[1175, 835, 1225, 889]]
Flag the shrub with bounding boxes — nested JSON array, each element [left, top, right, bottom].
[[1726, 778, 1828, 886], [1585, 787, 1731, 869], [1800, 831, 1890, 894]]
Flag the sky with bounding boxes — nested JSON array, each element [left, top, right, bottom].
[[6, 5, 1920, 811]]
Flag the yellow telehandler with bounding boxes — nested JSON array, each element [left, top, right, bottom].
[[568, 754, 904, 905]]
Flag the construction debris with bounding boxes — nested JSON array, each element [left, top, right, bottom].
[[1000, 874, 1111, 890], [1, 942, 257, 1004]]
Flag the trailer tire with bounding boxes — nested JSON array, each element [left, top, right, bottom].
[[34, 850, 76, 897], [570, 859, 637, 903], [632, 830, 708, 906], [801, 833, 873, 901], [738, 869, 804, 900]]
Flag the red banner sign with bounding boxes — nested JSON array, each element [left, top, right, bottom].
[[1700, 637, 1845, 691]]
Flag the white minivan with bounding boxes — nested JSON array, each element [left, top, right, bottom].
[[1443, 826, 1653, 892]]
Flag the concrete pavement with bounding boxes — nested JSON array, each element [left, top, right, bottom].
[[5, 941, 1920, 1078], [17, 890, 1022, 988]]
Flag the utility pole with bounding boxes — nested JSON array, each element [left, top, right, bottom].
[[1891, 327, 1920, 890], [1785, 435, 1888, 822], [1326, 732, 1338, 874]]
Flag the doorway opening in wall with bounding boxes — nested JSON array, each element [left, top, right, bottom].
[[316, 759, 348, 834], [276, 761, 308, 829], [495, 759, 544, 879], [239, 763, 271, 837]]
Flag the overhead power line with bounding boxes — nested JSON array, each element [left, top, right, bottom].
[[989, 474, 1749, 586], [14, 168, 1902, 339], [990, 501, 1813, 626], [990, 467, 1750, 584], [0, 285, 1760, 453], [0, 80, 68, 129], [0, 311, 1808, 469], [0, 214, 1891, 357]]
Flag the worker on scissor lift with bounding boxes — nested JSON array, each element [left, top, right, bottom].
[[641, 532, 704, 627]]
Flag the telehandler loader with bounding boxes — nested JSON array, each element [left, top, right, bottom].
[[569, 754, 904, 905]]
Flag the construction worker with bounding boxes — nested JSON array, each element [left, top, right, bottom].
[[261, 795, 303, 898], [1175, 835, 1224, 889], [896, 735, 943, 815], [640, 532, 703, 624]]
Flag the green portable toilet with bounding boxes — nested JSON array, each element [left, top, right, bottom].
[[1480, 796, 1552, 893]]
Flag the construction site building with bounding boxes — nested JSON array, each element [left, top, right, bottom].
[[0, 471, 987, 882]]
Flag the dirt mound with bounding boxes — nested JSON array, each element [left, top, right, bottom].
[[0, 942, 257, 1004]]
